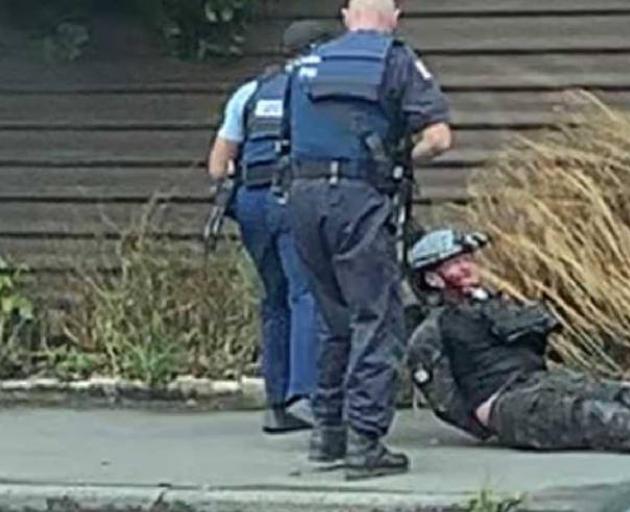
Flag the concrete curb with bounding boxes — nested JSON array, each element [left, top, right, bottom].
[[0, 482, 594, 512], [0, 375, 415, 411], [0, 376, 266, 411], [0, 483, 476, 512]]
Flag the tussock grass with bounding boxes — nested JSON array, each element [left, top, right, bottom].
[[60, 201, 260, 385], [461, 94, 630, 377]]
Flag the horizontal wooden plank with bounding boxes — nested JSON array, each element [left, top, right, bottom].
[[1, 205, 442, 272], [3, 88, 629, 129], [1, 16, 629, 92], [0, 167, 210, 198], [239, 17, 630, 54], [0, 129, 211, 166], [280, 0, 630, 17], [3, 55, 630, 94], [0, 128, 518, 167], [0, 59, 263, 93], [0, 173, 475, 237], [0, 166, 472, 199], [425, 54, 630, 90], [0, 93, 222, 125], [0, 237, 207, 272], [448, 91, 630, 123], [0, 202, 214, 237]]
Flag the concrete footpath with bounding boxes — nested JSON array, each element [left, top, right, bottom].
[[1, 408, 630, 512]]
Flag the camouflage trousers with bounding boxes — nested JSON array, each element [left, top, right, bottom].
[[488, 369, 630, 451]]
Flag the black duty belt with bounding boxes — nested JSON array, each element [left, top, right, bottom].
[[292, 160, 398, 193], [241, 164, 277, 188]]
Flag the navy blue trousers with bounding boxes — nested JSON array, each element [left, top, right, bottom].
[[289, 179, 405, 438], [234, 186, 319, 406]]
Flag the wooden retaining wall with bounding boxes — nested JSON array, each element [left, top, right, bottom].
[[0, 0, 629, 285]]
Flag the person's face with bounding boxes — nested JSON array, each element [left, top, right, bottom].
[[435, 254, 481, 292]]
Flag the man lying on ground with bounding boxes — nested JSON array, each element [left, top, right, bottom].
[[405, 228, 630, 451]]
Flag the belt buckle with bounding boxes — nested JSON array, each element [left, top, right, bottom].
[[329, 161, 340, 186]]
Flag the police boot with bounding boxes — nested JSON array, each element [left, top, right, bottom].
[[308, 425, 347, 463], [262, 405, 312, 434], [286, 397, 315, 426], [344, 428, 409, 481]]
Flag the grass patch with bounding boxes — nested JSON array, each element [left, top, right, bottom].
[[468, 489, 524, 512], [54, 201, 260, 386]]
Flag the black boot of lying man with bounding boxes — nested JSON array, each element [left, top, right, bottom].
[[344, 428, 409, 481]]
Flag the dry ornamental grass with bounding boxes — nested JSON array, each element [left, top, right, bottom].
[[461, 94, 630, 377]]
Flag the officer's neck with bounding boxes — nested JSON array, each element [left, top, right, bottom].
[[347, 25, 392, 35]]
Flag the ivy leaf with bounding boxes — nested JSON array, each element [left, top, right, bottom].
[[14, 297, 34, 320], [162, 20, 182, 39], [0, 275, 12, 292], [221, 7, 234, 22], [2, 296, 30, 318], [1, 296, 14, 316], [204, 2, 219, 23], [197, 39, 225, 59]]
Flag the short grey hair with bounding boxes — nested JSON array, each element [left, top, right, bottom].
[[347, 0, 397, 13]]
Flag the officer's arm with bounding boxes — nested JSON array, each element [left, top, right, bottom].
[[207, 80, 257, 180], [395, 48, 452, 163], [208, 137, 239, 180], [411, 122, 452, 164]]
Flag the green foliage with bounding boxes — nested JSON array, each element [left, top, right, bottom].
[[0, 258, 37, 378], [159, 0, 255, 59], [468, 489, 524, 512], [43, 21, 90, 62], [4, 0, 92, 62], [4, 0, 258, 61], [60, 204, 260, 386]]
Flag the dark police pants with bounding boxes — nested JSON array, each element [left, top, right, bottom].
[[489, 369, 630, 451], [234, 186, 319, 406], [289, 178, 405, 438]]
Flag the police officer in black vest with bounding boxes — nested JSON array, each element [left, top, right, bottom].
[[287, 0, 452, 479], [209, 21, 332, 434]]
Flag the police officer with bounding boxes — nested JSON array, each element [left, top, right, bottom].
[[208, 21, 332, 433], [287, 0, 452, 479], [407, 228, 630, 453]]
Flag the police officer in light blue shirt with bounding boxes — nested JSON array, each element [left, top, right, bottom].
[[288, 0, 452, 479], [208, 21, 332, 434]]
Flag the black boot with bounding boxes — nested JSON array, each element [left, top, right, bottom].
[[262, 406, 312, 434], [344, 428, 409, 481], [308, 425, 347, 462], [286, 397, 315, 426]]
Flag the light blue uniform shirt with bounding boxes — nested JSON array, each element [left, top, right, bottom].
[[217, 80, 258, 143]]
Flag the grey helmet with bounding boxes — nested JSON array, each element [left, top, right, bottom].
[[407, 228, 490, 272]]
